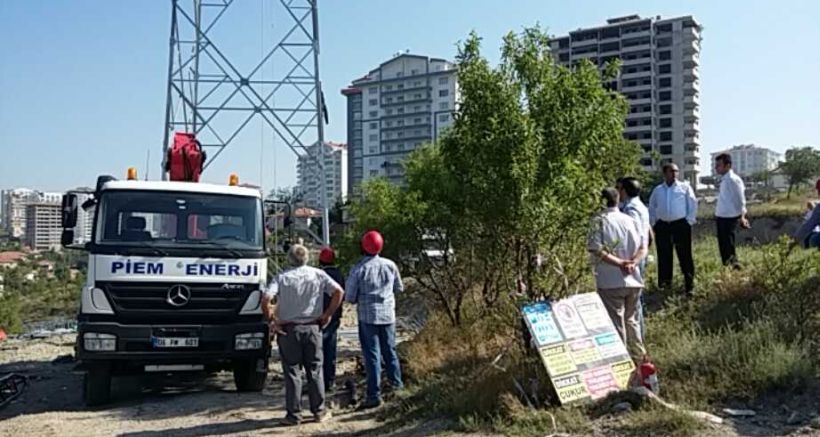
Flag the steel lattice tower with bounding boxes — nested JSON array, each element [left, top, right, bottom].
[[162, 0, 330, 244]]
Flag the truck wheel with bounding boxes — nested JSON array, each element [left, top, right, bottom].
[[83, 363, 112, 406], [233, 359, 267, 392]]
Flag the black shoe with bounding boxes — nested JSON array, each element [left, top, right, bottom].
[[356, 398, 383, 410]]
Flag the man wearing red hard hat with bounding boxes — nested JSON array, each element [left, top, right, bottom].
[[318, 246, 344, 395], [345, 230, 404, 409]]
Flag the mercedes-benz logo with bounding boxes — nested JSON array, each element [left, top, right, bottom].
[[166, 285, 192, 307]]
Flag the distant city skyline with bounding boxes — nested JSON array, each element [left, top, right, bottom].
[[2, 0, 818, 193]]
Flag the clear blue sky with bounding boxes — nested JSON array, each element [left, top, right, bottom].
[[1, 0, 818, 194]]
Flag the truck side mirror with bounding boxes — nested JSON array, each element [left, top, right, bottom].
[[61, 194, 78, 228], [61, 229, 75, 247]]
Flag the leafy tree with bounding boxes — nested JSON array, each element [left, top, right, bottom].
[[778, 146, 820, 198], [340, 28, 641, 325]]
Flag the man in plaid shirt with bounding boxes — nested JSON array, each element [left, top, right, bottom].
[[345, 230, 404, 409]]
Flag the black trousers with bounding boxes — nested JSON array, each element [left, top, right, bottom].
[[716, 216, 740, 266], [654, 219, 695, 292]]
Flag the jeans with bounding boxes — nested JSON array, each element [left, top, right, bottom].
[[322, 317, 340, 390], [358, 322, 403, 403]]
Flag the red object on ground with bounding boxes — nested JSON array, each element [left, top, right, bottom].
[[0, 329, 7, 342], [639, 357, 659, 393], [166, 132, 206, 182], [319, 247, 335, 264], [361, 231, 384, 256]]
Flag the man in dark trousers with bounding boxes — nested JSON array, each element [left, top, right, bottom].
[[714, 153, 749, 267], [318, 247, 344, 394], [648, 163, 698, 295]]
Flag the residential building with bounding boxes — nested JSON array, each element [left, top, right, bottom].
[[296, 141, 348, 209], [1, 189, 62, 239], [75, 192, 96, 244], [342, 53, 458, 191], [550, 14, 703, 186], [25, 201, 62, 251], [710, 145, 781, 179]]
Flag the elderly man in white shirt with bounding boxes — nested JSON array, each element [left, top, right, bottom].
[[588, 187, 648, 362], [648, 163, 698, 295], [262, 244, 344, 426], [714, 153, 750, 267]]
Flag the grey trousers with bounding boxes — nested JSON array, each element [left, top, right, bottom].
[[597, 287, 647, 363], [276, 324, 325, 419]]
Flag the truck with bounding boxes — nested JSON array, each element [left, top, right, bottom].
[[60, 167, 273, 405]]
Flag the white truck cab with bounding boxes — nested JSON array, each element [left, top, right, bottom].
[[61, 173, 271, 405]]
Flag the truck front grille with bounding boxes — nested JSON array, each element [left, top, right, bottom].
[[98, 282, 256, 324]]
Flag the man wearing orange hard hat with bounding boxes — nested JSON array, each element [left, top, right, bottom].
[[345, 230, 405, 409], [318, 246, 344, 395]]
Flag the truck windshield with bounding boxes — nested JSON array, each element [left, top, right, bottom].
[[95, 190, 263, 251]]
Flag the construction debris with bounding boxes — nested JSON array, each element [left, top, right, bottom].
[[0, 373, 28, 409]]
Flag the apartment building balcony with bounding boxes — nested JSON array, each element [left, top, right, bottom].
[[621, 42, 652, 53], [624, 124, 652, 134], [622, 55, 651, 66], [682, 39, 700, 56], [684, 94, 700, 108], [621, 70, 652, 80], [621, 29, 651, 39], [621, 83, 652, 93], [381, 85, 430, 96], [626, 97, 652, 106], [684, 143, 700, 154], [571, 37, 598, 48], [682, 26, 700, 41], [571, 50, 599, 60], [684, 121, 699, 134], [683, 77, 700, 92], [683, 55, 700, 69]]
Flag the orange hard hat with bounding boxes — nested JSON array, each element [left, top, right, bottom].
[[361, 230, 384, 256], [319, 247, 335, 264]]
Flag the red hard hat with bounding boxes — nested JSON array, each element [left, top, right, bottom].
[[361, 230, 384, 255], [319, 247, 335, 264]]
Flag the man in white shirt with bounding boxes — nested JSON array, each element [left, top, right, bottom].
[[714, 153, 749, 267], [262, 244, 344, 426], [588, 188, 648, 362], [648, 163, 698, 295], [617, 176, 651, 338]]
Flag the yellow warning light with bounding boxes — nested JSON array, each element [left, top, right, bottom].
[[229, 174, 239, 186], [127, 167, 138, 180]]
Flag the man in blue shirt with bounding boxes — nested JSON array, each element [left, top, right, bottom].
[[617, 177, 651, 337], [648, 163, 698, 295], [345, 230, 404, 409]]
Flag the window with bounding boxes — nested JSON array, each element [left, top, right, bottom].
[[438, 77, 448, 85], [397, 83, 404, 89], [397, 131, 404, 138], [559, 53, 569, 62], [660, 132, 673, 142], [659, 104, 672, 115], [368, 99, 377, 106], [658, 64, 671, 74], [656, 23, 673, 33], [368, 87, 377, 94], [659, 77, 671, 88], [640, 158, 653, 166], [369, 122, 377, 129], [396, 120, 404, 126], [414, 105, 421, 112], [660, 145, 673, 155], [659, 118, 672, 128], [385, 109, 393, 115], [414, 117, 422, 124], [658, 51, 671, 61], [385, 97, 393, 103], [641, 132, 652, 140], [414, 93, 422, 99], [353, 111, 361, 121], [659, 91, 672, 102], [439, 89, 449, 97], [397, 108, 404, 114], [368, 110, 378, 118], [657, 38, 672, 48], [410, 69, 418, 75], [370, 170, 379, 176], [368, 134, 377, 141], [439, 102, 448, 110], [439, 113, 450, 122]]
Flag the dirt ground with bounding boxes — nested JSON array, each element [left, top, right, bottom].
[[0, 332, 473, 437]]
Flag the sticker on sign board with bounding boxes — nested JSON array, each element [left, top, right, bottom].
[[539, 344, 577, 376], [552, 302, 588, 339], [568, 338, 601, 366], [594, 332, 629, 359], [553, 374, 588, 404], [611, 360, 635, 389], [582, 366, 620, 400], [573, 294, 611, 332], [522, 303, 564, 346]]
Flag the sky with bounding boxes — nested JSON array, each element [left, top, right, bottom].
[[1, 0, 819, 194]]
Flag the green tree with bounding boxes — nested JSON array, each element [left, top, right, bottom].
[[778, 146, 820, 198], [340, 27, 641, 326]]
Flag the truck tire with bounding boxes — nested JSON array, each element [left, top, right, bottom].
[[83, 363, 112, 406], [233, 359, 267, 392]]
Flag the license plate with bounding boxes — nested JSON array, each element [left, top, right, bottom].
[[152, 337, 199, 348]]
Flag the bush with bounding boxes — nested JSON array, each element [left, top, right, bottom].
[[0, 293, 23, 334]]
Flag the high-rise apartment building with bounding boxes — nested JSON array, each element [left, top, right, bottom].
[[710, 145, 781, 179], [1, 189, 62, 239], [25, 202, 62, 251], [296, 141, 348, 209], [342, 53, 458, 191], [550, 15, 702, 186]]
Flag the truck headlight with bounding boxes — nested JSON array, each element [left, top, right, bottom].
[[238, 290, 262, 315], [235, 332, 265, 350], [84, 332, 117, 352]]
